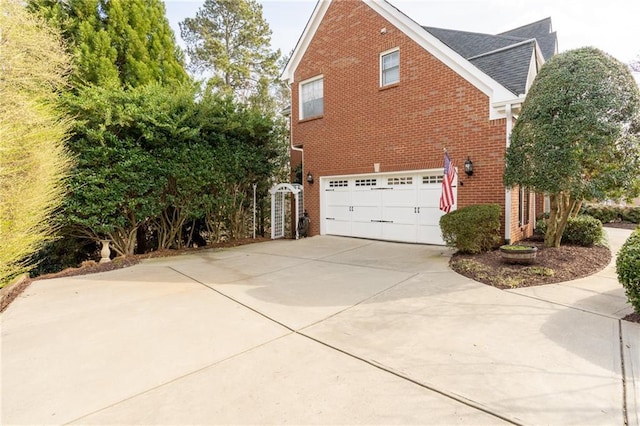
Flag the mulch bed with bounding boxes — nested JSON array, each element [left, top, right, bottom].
[[451, 240, 611, 289], [451, 226, 640, 324]]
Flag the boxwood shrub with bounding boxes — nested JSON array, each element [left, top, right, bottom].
[[581, 204, 640, 224], [439, 204, 501, 254], [562, 215, 603, 247], [616, 228, 640, 313]]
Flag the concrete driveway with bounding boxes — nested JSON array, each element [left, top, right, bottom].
[[2, 229, 638, 425]]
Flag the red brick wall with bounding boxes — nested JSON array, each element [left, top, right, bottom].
[[290, 0, 512, 239]]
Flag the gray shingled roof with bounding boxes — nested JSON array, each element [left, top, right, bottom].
[[499, 18, 557, 60], [424, 27, 524, 59], [422, 18, 557, 95], [469, 42, 535, 95]]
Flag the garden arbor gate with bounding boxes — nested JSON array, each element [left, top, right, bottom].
[[270, 183, 303, 240]]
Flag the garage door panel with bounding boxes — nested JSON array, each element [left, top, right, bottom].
[[418, 206, 445, 226], [322, 171, 450, 245], [352, 204, 381, 223], [382, 222, 415, 242], [417, 224, 445, 245], [352, 220, 381, 239], [381, 188, 414, 206], [325, 189, 350, 204], [325, 218, 351, 236], [351, 188, 381, 205], [382, 205, 415, 225]]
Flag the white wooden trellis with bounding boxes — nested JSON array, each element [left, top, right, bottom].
[[270, 183, 303, 240]]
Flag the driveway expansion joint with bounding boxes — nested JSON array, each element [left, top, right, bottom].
[[173, 265, 523, 425]]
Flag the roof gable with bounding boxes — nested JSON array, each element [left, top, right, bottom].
[[423, 26, 546, 95], [282, 0, 516, 108], [470, 41, 536, 95], [499, 17, 557, 60], [281, 0, 556, 113]]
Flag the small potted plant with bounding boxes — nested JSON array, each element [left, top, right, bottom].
[[499, 244, 537, 264]]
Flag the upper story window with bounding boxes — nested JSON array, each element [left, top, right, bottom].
[[381, 49, 399, 86], [300, 76, 323, 120]]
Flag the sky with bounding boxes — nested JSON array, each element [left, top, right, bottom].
[[163, 0, 639, 66]]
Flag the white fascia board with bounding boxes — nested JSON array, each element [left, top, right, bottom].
[[524, 42, 545, 92], [492, 95, 525, 115], [281, 0, 330, 84], [365, 0, 515, 108], [524, 49, 538, 93]]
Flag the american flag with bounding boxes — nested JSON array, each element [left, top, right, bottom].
[[439, 152, 456, 213]]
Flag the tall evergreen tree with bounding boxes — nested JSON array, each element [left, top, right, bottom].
[[179, 0, 279, 101], [28, 0, 188, 88]]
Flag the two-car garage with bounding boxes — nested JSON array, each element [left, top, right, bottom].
[[320, 170, 457, 245]]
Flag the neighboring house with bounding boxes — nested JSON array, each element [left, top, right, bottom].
[[282, 0, 557, 244]]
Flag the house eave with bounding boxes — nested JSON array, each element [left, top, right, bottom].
[[281, 0, 330, 84]]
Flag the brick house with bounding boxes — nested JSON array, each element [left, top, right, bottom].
[[282, 0, 557, 244]]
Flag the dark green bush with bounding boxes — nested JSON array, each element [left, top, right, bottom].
[[562, 215, 603, 246], [440, 204, 501, 254], [581, 204, 619, 223], [622, 207, 640, 224], [581, 204, 640, 224], [616, 228, 640, 313], [535, 212, 549, 236]]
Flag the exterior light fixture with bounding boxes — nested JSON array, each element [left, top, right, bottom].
[[464, 157, 474, 177], [306, 172, 314, 184]]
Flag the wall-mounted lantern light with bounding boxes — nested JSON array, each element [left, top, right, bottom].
[[464, 157, 474, 177], [306, 172, 314, 184]]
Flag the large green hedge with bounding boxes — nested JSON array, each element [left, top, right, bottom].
[[616, 228, 640, 313], [581, 204, 640, 224], [439, 204, 502, 254]]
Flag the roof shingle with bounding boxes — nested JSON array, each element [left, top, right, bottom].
[[422, 18, 557, 95]]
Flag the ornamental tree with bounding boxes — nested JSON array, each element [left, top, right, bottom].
[[504, 47, 640, 247], [0, 0, 73, 284]]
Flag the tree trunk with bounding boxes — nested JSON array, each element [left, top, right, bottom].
[[545, 192, 575, 248], [545, 195, 559, 247], [570, 199, 583, 218]]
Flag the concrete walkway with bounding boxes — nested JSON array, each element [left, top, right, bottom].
[[1, 228, 638, 425]]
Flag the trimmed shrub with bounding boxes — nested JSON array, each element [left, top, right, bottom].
[[535, 212, 549, 236], [440, 204, 501, 254], [616, 228, 640, 313], [562, 215, 603, 246], [622, 207, 640, 224], [581, 204, 619, 223], [581, 204, 640, 224]]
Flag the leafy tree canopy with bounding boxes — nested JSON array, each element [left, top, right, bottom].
[[504, 47, 640, 246], [28, 0, 188, 88]]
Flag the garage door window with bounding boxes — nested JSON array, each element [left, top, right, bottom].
[[388, 177, 412, 185], [423, 175, 443, 184], [355, 178, 377, 187], [329, 180, 348, 188]]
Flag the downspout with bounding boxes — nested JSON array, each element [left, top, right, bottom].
[[504, 103, 513, 244], [288, 86, 305, 236]]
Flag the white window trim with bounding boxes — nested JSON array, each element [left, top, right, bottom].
[[380, 48, 400, 87], [299, 74, 324, 120]]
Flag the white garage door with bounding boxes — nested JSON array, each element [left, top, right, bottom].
[[322, 170, 456, 245]]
